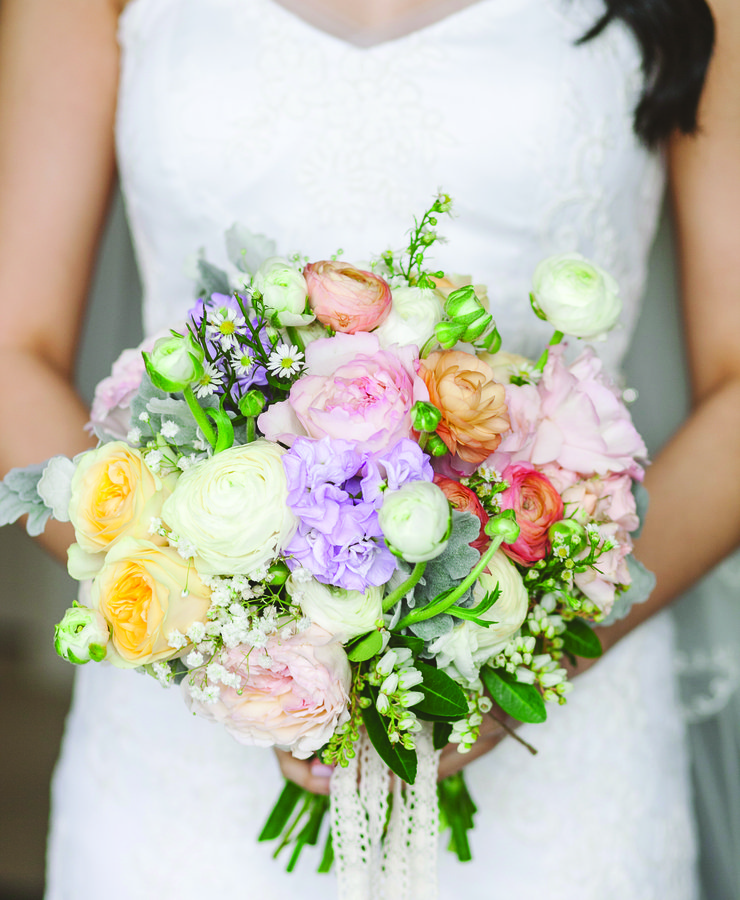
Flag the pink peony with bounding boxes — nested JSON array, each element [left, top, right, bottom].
[[183, 625, 351, 759], [500, 346, 646, 479], [258, 332, 428, 453], [498, 463, 564, 565], [304, 260, 392, 334], [433, 474, 489, 554]]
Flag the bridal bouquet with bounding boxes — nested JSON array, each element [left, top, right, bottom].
[[0, 194, 652, 894]]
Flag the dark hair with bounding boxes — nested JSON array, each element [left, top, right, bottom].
[[581, 0, 715, 145]]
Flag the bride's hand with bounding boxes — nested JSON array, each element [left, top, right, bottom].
[[273, 749, 334, 795]]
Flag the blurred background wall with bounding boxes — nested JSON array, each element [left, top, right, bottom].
[[0, 190, 737, 897]]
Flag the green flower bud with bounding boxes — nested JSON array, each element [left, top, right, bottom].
[[238, 389, 267, 418], [411, 400, 442, 434], [484, 509, 521, 544], [434, 320, 465, 349], [426, 434, 449, 457], [265, 560, 290, 586], [444, 285, 480, 319], [143, 333, 205, 393], [54, 605, 110, 665], [548, 519, 587, 553]]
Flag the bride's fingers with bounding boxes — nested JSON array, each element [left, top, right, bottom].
[[273, 749, 334, 795]]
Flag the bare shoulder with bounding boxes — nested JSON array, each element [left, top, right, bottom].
[[704, 0, 740, 27]]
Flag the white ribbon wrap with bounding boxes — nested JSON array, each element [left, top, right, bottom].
[[330, 724, 441, 900]]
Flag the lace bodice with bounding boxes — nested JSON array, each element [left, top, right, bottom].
[[117, 0, 664, 368]]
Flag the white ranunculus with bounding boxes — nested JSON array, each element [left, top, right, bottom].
[[287, 574, 383, 643], [429, 550, 529, 686], [531, 253, 621, 340], [161, 441, 298, 576], [374, 286, 444, 350], [378, 481, 451, 563], [37, 455, 77, 522], [54, 605, 110, 665], [252, 257, 314, 326]]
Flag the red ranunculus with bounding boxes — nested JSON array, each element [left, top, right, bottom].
[[433, 474, 489, 555], [498, 463, 563, 565]]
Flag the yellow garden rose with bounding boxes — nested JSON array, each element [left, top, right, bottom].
[[91, 537, 211, 667], [69, 442, 174, 554]]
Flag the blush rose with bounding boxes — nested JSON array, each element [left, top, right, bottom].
[[304, 260, 392, 334]]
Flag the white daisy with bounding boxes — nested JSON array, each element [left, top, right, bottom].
[[266, 344, 304, 378], [206, 307, 246, 351], [195, 362, 224, 398], [230, 349, 255, 376]]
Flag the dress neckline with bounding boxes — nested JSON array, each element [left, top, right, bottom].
[[262, 0, 494, 49]]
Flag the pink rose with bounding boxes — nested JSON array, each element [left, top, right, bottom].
[[258, 332, 429, 452], [184, 625, 351, 759], [304, 260, 392, 334], [501, 346, 646, 479], [433, 474, 489, 554], [87, 331, 168, 439], [562, 473, 639, 533], [498, 463, 563, 565]]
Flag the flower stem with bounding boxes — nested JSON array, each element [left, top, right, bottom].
[[285, 325, 305, 354], [246, 417, 256, 443], [183, 386, 217, 448], [394, 535, 505, 631], [382, 561, 427, 613], [533, 330, 564, 374]]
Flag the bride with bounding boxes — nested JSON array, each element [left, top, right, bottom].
[[1, 0, 739, 896]]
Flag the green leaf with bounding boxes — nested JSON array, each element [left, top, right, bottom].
[[206, 406, 235, 453], [562, 618, 603, 659], [480, 667, 547, 724], [433, 721, 453, 750], [361, 689, 417, 784], [391, 634, 425, 655], [414, 661, 468, 719], [347, 630, 384, 662], [258, 779, 305, 841]]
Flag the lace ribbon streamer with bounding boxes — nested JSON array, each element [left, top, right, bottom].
[[330, 725, 441, 900]]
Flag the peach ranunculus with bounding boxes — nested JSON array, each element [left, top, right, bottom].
[[91, 537, 211, 667], [183, 624, 351, 758], [416, 350, 509, 464], [304, 260, 392, 334], [68, 442, 174, 555], [498, 463, 564, 565], [433, 474, 489, 554]]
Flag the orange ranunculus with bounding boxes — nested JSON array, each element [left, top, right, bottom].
[[91, 537, 211, 667], [433, 474, 490, 554], [417, 350, 509, 464]]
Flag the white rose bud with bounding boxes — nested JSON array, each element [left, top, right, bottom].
[[531, 252, 621, 340], [161, 441, 298, 575], [378, 481, 451, 563], [252, 257, 314, 327], [286, 574, 382, 643], [374, 286, 444, 351], [54, 605, 110, 664], [143, 333, 205, 392]]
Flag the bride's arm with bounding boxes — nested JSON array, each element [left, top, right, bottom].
[[595, 0, 740, 651], [0, 0, 124, 561]]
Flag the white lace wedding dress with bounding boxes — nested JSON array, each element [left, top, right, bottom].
[[46, 0, 699, 896]]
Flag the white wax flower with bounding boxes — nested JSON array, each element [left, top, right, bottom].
[[378, 481, 451, 563], [429, 551, 529, 687], [287, 574, 382, 643], [374, 286, 443, 350], [252, 257, 314, 326], [161, 441, 298, 576], [531, 253, 621, 340]]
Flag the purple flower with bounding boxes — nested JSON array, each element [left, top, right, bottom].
[[361, 438, 434, 505]]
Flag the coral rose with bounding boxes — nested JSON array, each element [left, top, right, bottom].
[[416, 350, 509, 464], [183, 624, 351, 758], [304, 260, 392, 334], [498, 463, 563, 565], [433, 474, 489, 554]]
